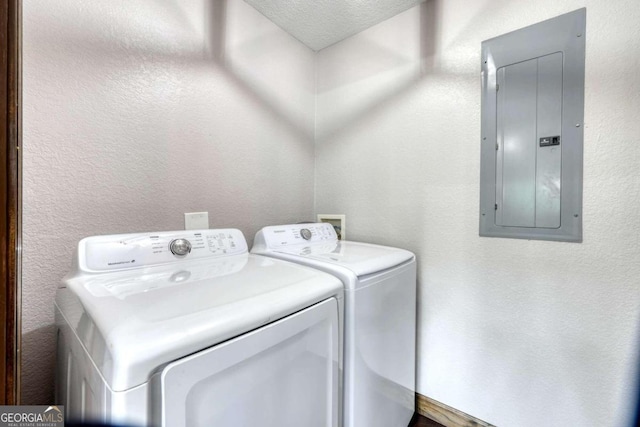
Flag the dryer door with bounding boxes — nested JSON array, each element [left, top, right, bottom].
[[153, 298, 340, 427]]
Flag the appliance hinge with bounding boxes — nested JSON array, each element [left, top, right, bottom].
[[495, 204, 498, 210]]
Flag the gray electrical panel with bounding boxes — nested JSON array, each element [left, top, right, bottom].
[[479, 9, 586, 242]]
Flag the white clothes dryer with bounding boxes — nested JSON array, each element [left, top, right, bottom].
[[55, 228, 343, 427], [252, 223, 416, 427]]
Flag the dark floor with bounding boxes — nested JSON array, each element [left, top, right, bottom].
[[408, 413, 445, 427]]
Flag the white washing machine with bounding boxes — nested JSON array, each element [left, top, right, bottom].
[[252, 223, 416, 427], [55, 228, 343, 427]]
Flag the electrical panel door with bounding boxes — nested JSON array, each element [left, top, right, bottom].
[[480, 9, 585, 242]]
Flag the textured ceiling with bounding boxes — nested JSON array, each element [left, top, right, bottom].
[[244, 0, 425, 51]]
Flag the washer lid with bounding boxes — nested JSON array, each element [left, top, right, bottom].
[[252, 223, 414, 277], [274, 241, 414, 277], [57, 231, 342, 392]]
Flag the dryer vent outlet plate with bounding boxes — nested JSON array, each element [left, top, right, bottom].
[[316, 214, 346, 240]]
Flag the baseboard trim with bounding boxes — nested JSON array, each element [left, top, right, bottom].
[[416, 393, 496, 427]]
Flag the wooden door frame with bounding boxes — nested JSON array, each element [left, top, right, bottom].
[[1, 0, 20, 405]]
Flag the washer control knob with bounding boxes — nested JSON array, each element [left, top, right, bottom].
[[300, 228, 312, 240], [169, 238, 192, 257]]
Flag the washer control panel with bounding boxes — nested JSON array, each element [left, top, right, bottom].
[[259, 223, 337, 249], [80, 229, 248, 272]]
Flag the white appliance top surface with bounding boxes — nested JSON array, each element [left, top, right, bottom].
[[56, 229, 342, 392], [253, 223, 415, 277], [274, 241, 414, 276]]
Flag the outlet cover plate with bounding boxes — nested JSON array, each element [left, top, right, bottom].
[[184, 212, 209, 230]]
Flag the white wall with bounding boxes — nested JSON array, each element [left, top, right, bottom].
[[22, 0, 316, 404], [315, 1, 640, 426]]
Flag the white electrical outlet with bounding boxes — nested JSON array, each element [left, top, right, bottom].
[[184, 212, 209, 230]]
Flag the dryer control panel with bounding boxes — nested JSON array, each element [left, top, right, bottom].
[[78, 229, 248, 272], [254, 223, 337, 250]]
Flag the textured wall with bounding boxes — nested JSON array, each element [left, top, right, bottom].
[[22, 0, 316, 403], [315, 1, 640, 426]]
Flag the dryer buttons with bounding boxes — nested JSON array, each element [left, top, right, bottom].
[[300, 229, 312, 240], [170, 238, 192, 257]]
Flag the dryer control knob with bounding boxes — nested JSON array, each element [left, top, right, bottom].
[[300, 228, 312, 240], [169, 238, 192, 257]]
